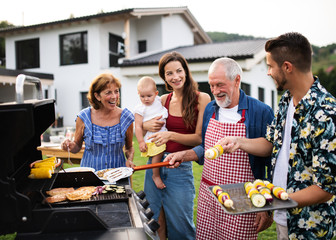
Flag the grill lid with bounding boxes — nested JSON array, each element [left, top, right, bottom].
[[0, 75, 55, 234]]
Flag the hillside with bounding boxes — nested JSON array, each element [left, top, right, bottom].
[[207, 31, 336, 74], [207, 31, 336, 96]]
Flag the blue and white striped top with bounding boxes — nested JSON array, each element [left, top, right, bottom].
[[78, 107, 134, 171]]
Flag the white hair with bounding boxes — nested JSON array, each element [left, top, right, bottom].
[[208, 57, 243, 81]]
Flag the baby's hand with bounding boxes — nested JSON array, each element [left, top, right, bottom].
[[139, 142, 147, 152]]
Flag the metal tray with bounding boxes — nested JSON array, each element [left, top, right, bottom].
[[208, 183, 298, 215]]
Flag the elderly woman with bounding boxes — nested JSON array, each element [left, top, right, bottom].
[[61, 73, 134, 170]]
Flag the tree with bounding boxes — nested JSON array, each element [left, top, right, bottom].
[[0, 21, 15, 66], [317, 67, 336, 97], [206, 31, 257, 43]]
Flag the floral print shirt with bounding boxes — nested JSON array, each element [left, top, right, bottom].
[[266, 78, 336, 239]]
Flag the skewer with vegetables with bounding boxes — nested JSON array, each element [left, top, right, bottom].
[[244, 181, 266, 208], [264, 180, 289, 200], [212, 185, 234, 208]]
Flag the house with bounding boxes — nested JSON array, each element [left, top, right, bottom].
[[119, 39, 277, 113], [0, 6, 276, 128]]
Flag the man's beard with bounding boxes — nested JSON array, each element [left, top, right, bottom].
[[215, 93, 232, 108], [273, 73, 287, 91]]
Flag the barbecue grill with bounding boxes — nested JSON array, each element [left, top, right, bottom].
[[0, 75, 159, 239]]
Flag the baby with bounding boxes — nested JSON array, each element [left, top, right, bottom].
[[134, 76, 168, 189]]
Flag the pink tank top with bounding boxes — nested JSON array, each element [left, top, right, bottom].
[[164, 93, 198, 152]]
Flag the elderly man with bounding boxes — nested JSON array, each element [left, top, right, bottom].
[[165, 57, 274, 240]]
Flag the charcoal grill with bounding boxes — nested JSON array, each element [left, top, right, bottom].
[[0, 75, 159, 239]]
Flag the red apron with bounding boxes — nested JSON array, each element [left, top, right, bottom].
[[196, 110, 257, 240]]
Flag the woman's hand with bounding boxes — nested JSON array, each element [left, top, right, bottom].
[[148, 131, 172, 146], [61, 139, 71, 151], [61, 139, 80, 153], [143, 116, 165, 132], [126, 159, 136, 168]]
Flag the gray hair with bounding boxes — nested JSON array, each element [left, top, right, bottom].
[[208, 57, 243, 81]]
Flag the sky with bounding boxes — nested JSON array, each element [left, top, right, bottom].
[[1, 0, 335, 47]]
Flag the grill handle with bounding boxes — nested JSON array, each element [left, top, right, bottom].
[[16, 74, 43, 103]]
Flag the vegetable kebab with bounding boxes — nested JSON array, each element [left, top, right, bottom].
[[244, 181, 267, 208], [212, 185, 234, 209], [264, 180, 289, 200]]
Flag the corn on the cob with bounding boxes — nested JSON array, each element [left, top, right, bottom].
[[28, 156, 60, 179], [205, 145, 224, 160]]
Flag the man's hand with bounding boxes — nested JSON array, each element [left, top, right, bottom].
[[254, 211, 273, 233], [216, 136, 240, 153], [163, 151, 187, 168]]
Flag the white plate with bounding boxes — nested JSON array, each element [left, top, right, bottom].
[[62, 167, 95, 173]]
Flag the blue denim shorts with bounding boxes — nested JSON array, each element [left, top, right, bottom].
[[144, 153, 196, 240]]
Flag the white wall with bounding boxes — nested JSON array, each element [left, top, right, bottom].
[[132, 16, 163, 55], [161, 14, 194, 49], [241, 59, 277, 110]]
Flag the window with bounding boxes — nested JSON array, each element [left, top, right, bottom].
[[138, 40, 147, 53], [16, 38, 40, 69], [60, 31, 87, 65], [271, 90, 275, 110], [81, 92, 90, 109], [198, 82, 213, 100], [156, 84, 168, 96], [241, 82, 251, 96], [258, 87, 265, 102], [44, 89, 48, 99], [109, 33, 125, 66]]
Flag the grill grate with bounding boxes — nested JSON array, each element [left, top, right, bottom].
[[48, 191, 128, 206]]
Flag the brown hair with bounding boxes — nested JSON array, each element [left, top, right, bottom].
[[265, 32, 312, 72], [87, 73, 121, 109], [158, 51, 199, 129]]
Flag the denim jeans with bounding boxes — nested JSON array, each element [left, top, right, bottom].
[[144, 153, 196, 240]]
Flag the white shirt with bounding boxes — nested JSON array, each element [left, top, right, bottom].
[[218, 105, 241, 123], [134, 96, 168, 142], [273, 97, 295, 226]]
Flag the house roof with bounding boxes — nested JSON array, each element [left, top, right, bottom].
[[0, 7, 211, 44], [0, 68, 54, 85], [0, 68, 53, 79], [119, 39, 268, 67]]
